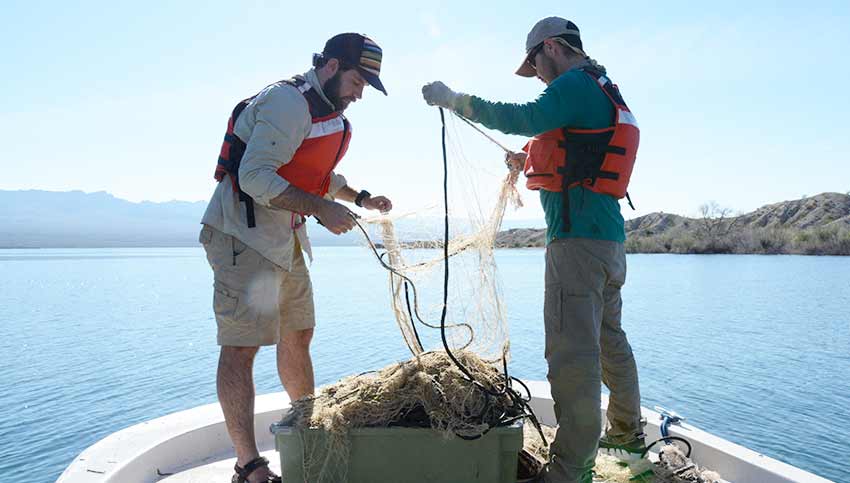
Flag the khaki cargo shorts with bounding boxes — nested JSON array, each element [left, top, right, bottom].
[[200, 225, 315, 347]]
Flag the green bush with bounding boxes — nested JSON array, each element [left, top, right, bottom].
[[674, 234, 698, 253], [792, 231, 806, 253], [624, 225, 850, 255], [748, 229, 789, 254]]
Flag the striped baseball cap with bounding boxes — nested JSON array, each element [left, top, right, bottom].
[[320, 33, 387, 95]]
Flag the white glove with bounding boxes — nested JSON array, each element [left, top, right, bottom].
[[422, 81, 463, 110]]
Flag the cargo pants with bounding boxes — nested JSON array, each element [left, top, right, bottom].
[[540, 238, 643, 483]]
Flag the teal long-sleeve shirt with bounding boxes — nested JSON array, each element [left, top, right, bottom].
[[460, 66, 627, 244]]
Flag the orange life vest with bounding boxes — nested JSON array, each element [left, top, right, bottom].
[[214, 78, 351, 227], [522, 67, 638, 231]]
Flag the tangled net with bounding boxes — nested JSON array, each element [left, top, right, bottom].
[[653, 446, 722, 483], [522, 425, 722, 483], [288, 351, 525, 482], [278, 108, 729, 483], [285, 112, 533, 482], [357, 111, 523, 363]]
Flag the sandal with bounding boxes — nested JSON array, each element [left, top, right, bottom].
[[232, 456, 281, 483]]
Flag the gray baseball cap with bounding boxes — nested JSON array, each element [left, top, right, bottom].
[[516, 17, 585, 77]]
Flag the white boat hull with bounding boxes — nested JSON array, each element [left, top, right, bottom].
[[59, 381, 833, 483]]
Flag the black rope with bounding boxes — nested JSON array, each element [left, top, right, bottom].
[[402, 281, 424, 352], [382, 250, 424, 354], [345, 109, 547, 447], [352, 218, 472, 348], [436, 109, 548, 446], [436, 108, 489, 387]]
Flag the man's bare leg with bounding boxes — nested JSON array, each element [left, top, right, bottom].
[[277, 328, 315, 401], [218, 346, 272, 483]]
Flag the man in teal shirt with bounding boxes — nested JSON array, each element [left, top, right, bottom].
[[423, 17, 643, 483]]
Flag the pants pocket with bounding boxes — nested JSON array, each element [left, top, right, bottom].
[[199, 225, 213, 245], [213, 285, 239, 321], [231, 236, 248, 258], [561, 294, 599, 355]]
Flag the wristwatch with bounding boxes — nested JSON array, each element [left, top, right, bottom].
[[355, 190, 371, 207]]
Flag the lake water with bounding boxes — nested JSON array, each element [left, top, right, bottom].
[[0, 248, 848, 482]]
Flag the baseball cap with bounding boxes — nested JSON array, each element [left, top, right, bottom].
[[516, 17, 585, 77], [319, 33, 387, 95]]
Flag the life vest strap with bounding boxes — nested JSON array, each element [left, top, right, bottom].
[[524, 67, 638, 233], [242, 192, 256, 228], [214, 78, 342, 229], [556, 164, 572, 232]]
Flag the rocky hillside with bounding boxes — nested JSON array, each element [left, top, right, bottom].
[[495, 228, 547, 248], [496, 192, 850, 255], [732, 192, 850, 229]]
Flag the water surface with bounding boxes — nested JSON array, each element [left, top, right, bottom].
[[0, 248, 847, 482]]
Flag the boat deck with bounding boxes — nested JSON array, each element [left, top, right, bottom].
[[59, 381, 834, 483], [160, 450, 279, 482]]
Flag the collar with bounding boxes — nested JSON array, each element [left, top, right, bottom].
[[550, 59, 595, 85], [302, 68, 335, 111], [566, 59, 593, 73]]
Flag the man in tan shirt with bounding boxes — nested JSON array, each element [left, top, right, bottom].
[[200, 33, 391, 483]]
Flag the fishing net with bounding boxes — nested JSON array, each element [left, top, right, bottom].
[[284, 111, 530, 482], [283, 110, 722, 483], [356, 112, 523, 363], [288, 351, 525, 482], [522, 425, 723, 483]]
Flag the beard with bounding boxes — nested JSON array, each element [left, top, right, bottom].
[[324, 71, 354, 112]]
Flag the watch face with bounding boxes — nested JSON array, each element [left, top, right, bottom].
[[356, 190, 370, 206]]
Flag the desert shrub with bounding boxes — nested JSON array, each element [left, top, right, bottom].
[[755, 229, 790, 254], [799, 226, 850, 255], [673, 234, 698, 253], [624, 224, 849, 255], [794, 231, 812, 245]]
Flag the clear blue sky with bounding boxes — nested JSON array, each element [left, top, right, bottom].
[[2, 0, 849, 220]]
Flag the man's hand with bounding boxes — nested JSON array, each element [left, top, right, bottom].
[[361, 195, 393, 213], [316, 200, 356, 235], [422, 81, 462, 110], [505, 151, 526, 173]]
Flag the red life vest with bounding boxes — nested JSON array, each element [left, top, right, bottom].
[[214, 78, 351, 227], [522, 67, 638, 231]]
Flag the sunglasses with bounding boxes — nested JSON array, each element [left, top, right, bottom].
[[527, 42, 544, 68]]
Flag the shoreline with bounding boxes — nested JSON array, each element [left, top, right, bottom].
[[2, 244, 848, 256]]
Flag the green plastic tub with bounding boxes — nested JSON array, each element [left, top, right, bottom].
[[271, 420, 523, 483]]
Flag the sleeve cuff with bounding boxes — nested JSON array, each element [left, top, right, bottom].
[[251, 175, 290, 207], [327, 172, 348, 197]]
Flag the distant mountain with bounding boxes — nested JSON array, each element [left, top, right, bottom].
[[726, 192, 850, 229], [622, 212, 690, 235], [10, 189, 844, 254], [0, 189, 547, 249], [495, 227, 547, 248], [622, 192, 850, 237], [0, 190, 357, 248], [496, 193, 850, 255]]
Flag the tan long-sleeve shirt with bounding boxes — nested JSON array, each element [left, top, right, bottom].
[[201, 69, 348, 270]]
